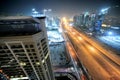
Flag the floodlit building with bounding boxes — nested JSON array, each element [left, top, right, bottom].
[[0, 16, 55, 80]]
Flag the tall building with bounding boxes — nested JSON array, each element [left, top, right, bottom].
[[73, 15, 80, 27], [0, 16, 55, 80]]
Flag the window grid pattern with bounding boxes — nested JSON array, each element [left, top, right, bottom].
[[0, 42, 49, 80]]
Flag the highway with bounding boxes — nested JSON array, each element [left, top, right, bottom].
[[66, 40, 90, 80], [62, 20, 120, 80]]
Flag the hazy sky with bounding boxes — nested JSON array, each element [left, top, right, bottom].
[[0, 0, 119, 17]]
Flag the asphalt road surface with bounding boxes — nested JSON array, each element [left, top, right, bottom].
[[62, 22, 120, 80]]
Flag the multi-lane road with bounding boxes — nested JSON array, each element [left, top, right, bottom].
[[62, 22, 120, 80]]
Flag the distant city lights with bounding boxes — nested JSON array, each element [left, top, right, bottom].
[[108, 31, 113, 36], [32, 8, 43, 17], [101, 7, 110, 14]]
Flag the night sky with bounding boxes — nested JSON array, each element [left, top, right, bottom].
[[0, 0, 120, 17]]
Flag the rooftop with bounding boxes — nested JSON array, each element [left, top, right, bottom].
[[0, 16, 45, 37], [0, 16, 45, 24]]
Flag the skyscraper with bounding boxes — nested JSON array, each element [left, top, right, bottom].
[[0, 16, 55, 80]]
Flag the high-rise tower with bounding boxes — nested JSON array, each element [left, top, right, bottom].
[[0, 16, 54, 80]]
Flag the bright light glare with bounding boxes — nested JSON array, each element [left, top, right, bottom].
[[102, 24, 107, 27], [108, 31, 113, 35], [78, 36, 83, 40], [89, 46, 95, 51], [101, 7, 110, 14], [69, 23, 73, 26], [36, 62, 40, 65], [20, 62, 26, 66], [70, 67, 74, 71], [101, 8, 108, 12], [62, 17, 68, 26], [58, 28, 62, 33], [32, 8, 35, 11], [10, 77, 28, 80], [62, 17, 67, 22]]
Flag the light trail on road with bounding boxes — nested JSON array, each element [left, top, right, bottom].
[[65, 36, 89, 80], [62, 21, 120, 80]]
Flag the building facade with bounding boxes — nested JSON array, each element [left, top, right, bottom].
[[0, 16, 55, 80]]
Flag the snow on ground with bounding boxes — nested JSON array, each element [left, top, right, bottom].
[[47, 30, 64, 43], [98, 36, 120, 50]]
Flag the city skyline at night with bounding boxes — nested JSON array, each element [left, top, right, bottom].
[[0, 0, 120, 80], [0, 0, 120, 17]]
